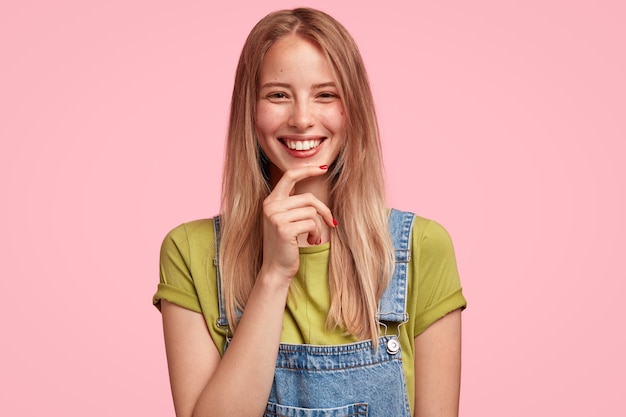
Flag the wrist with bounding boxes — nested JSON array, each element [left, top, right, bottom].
[[256, 266, 293, 294]]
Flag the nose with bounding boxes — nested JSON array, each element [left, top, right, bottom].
[[288, 101, 315, 130]]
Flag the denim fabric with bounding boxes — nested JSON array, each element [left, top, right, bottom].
[[213, 209, 415, 416], [265, 402, 368, 417], [377, 209, 413, 324]]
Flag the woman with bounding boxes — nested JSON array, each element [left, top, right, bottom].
[[154, 8, 466, 417]]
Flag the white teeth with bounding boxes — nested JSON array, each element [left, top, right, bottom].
[[285, 139, 321, 150]]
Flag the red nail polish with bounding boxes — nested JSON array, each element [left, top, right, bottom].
[[319, 165, 328, 170], [333, 218, 338, 227]]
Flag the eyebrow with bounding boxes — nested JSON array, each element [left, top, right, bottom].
[[259, 81, 337, 89]]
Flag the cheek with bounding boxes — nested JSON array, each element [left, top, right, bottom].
[[255, 104, 265, 123], [334, 108, 346, 132], [255, 104, 283, 134], [320, 104, 345, 131]]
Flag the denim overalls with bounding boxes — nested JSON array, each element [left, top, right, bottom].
[[213, 209, 415, 416]]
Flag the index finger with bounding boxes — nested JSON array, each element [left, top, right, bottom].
[[270, 165, 329, 199]]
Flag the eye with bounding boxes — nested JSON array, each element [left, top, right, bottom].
[[266, 92, 289, 100], [317, 92, 339, 101]]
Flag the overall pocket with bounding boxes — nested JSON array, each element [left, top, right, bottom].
[[264, 401, 368, 417]]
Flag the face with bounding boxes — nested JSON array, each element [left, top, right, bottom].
[[256, 35, 345, 183]]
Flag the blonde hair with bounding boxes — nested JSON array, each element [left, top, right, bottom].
[[219, 8, 394, 342]]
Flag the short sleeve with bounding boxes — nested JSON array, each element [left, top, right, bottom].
[[410, 219, 467, 336], [153, 224, 202, 313]]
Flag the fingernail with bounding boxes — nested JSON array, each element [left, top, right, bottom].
[[333, 218, 338, 227], [319, 165, 328, 170]]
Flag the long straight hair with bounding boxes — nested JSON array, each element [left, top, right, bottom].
[[219, 8, 395, 342]]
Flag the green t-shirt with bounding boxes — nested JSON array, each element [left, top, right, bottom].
[[153, 214, 467, 413]]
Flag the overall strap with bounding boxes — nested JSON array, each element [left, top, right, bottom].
[[212, 216, 230, 330], [376, 209, 415, 324]]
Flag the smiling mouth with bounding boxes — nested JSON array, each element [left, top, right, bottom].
[[281, 138, 324, 151]]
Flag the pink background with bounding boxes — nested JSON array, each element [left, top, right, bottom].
[[1, 0, 624, 415]]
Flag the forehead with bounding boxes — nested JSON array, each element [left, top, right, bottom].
[[259, 35, 335, 83]]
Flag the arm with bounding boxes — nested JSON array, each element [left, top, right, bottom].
[[161, 166, 335, 417], [162, 270, 291, 417], [413, 309, 463, 417], [161, 300, 219, 417]]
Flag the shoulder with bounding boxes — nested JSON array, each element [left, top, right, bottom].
[[391, 209, 460, 279], [410, 215, 456, 256], [156, 218, 220, 317], [392, 210, 466, 335], [163, 218, 215, 241], [162, 218, 216, 246], [389, 209, 456, 253], [160, 218, 217, 262]]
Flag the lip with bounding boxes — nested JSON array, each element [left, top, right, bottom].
[[279, 135, 327, 158]]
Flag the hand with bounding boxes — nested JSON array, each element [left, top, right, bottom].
[[261, 166, 336, 280]]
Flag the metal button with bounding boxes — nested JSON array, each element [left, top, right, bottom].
[[386, 337, 400, 355]]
